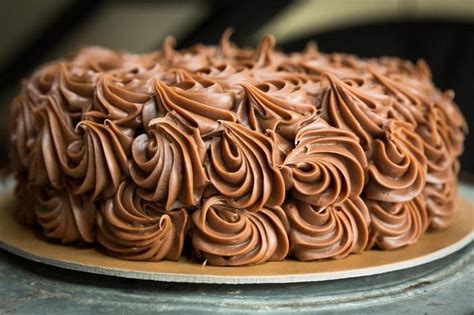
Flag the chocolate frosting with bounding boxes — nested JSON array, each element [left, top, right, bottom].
[[191, 195, 289, 266], [10, 32, 467, 266], [283, 118, 367, 207], [33, 183, 96, 244], [97, 181, 188, 261], [130, 113, 208, 209], [367, 194, 429, 250], [207, 121, 286, 212], [284, 196, 370, 261], [365, 120, 427, 203]]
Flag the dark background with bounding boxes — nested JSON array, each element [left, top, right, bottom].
[[0, 0, 472, 176]]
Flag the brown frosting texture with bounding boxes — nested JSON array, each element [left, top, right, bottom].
[[10, 95, 39, 171], [365, 120, 427, 203], [97, 181, 189, 261], [319, 73, 389, 150], [152, 79, 237, 137], [284, 197, 370, 260], [67, 119, 132, 200], [130, 113, 208, 209], [366, 194, 429, 250], [237, 80, 317, 140], [207, 121, 286, 212], [191, 196, 289, 266], [9, 32, 467, 266], [283, 118, 367, 207], [33, 183, 96, 244]]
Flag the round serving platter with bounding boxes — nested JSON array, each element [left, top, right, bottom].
[[0, 187, 472, 284]]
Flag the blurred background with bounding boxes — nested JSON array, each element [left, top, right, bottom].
[[0, 0, 472, 176]]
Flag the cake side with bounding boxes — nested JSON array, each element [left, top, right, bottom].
[[9, 33, 467, 266]]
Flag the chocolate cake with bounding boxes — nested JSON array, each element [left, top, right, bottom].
[[9, 32, 467, 266]]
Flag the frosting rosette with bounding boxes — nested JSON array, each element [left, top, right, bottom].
[[97, 181, 189, 261], [130, 113, 209, 210], [24, 62, 58, 102], [299, 51, 365, 78], [197, 64, 255, 91], [365, 120, 427, 203], [160, 36, 211, 72], [10, 95, 39, 171], [32, 183, 96, 244], [57, 63, 96, 116], [320, 72, 389, 149], [432, 91, 467, 159], [151, 79, 237, 137], [283, 197, 370, 260], [9, 33, 467, 266], [85, 74, 151, 127], [27, 95, 80, 189], [417, 105, 455, 185], [425, 175, 458, 230], [370, 68, 427, 126], [69, 46, 130, 73], [191, 196, 289, 266], [65, 119, 132, 200], [237, 80, 317, 140], [207, 121, 286, 212], [366, 194, 429, 250], [283, 118, 367, 207]]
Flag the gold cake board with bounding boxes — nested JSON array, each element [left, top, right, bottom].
[[0, 190, 472, 284]]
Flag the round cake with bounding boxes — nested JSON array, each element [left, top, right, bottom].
[[9, 32, 467, 266]]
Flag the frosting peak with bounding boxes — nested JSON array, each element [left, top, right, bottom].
[[207, 121, 286, 212], [10, 33, 466, 266]]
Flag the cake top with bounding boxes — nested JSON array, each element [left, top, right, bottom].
[[10, 31, 467, 264]]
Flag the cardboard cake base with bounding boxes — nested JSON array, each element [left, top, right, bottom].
[[0, 189, 472, 284]]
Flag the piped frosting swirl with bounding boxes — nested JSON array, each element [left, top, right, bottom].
[[10, 33, 467, 266], [191, 195, 289, 266]]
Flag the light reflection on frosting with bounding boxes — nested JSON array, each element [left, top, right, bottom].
[[284, 196, 370, 260], [97, 181, 189, 261], [207, 121, 286, 212], [130, 113, 208, 210], [10, 32, 467, 266], [191, 195, 289, 266], [366, 194, 429, 250], [283, 118, 367, 207]]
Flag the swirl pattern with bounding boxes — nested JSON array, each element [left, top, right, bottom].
[[130, 113, 208, 210], [27, 95, 79, 189], [283, 118, 367, 207], [191, 196, 289, 266], [425, 175, 458, 230], [370, 68, 426, 126], [58, 63, 95, 115], [237, 80, 317, 140], [207, 121, 286, 212], [284, 197, 370, 260], [85, 74, 151, 127], [366, 194, 429, 250], [417, 105, 455, 185], [152, 79, 237, 137], [9, 33, 466, 266], [97, 181, 189, 261], [365, 120, 427, 203], [25, 63, 58, 100], [320, 72, 389, 149], [66, 119, 132, 200], [10, 95, 39, 171], [33, 183, 96, 244], [433, 91, 467, 159]]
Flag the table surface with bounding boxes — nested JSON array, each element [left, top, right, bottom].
[[1, 182, 473, 314]]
